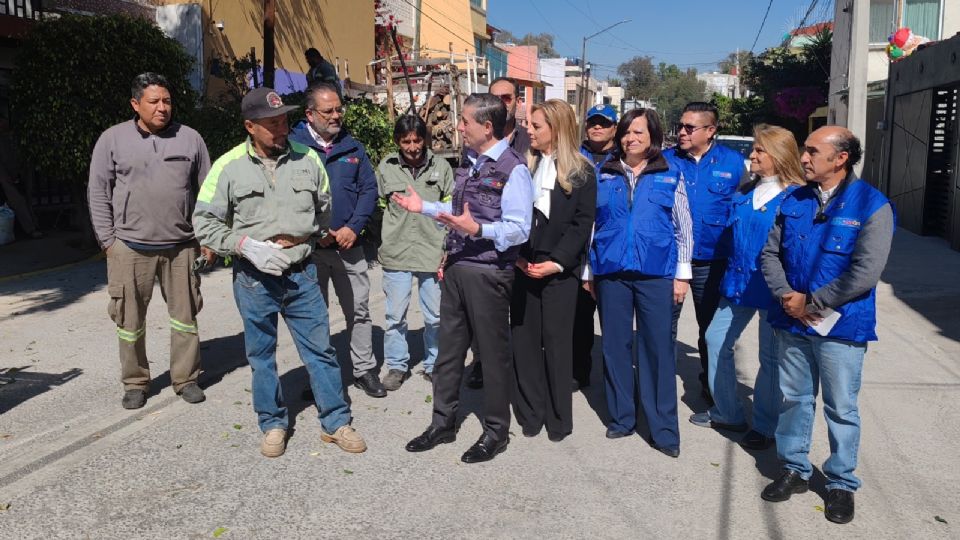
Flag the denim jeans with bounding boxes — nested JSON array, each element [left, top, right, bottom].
[[232, 259, 351, 434], [382, 269, 441, 373], [775, 330, 866, 492], [704, 298, 781, 437]]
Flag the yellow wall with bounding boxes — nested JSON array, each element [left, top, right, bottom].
[[418, 0, 475, 58], [159, 0, 374, 95]]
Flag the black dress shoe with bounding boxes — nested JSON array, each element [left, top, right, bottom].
[[825, 489, 855, 524], [354, 370, 387, 398], [740, 429, 775, 450], [405, 426, 456, 452], [521, 426, 541, 438], [652, 444, 680, 458], [461, 434, 508, 463], [466, 362, 483, 389], [547, 431, 569, 442], [605, 427, 635, 439], [761, 471, 809, 502]]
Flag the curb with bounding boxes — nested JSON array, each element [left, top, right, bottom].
[[0, 252, 104, 284]]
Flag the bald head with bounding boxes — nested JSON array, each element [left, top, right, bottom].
[[801, 125, 862, 186]]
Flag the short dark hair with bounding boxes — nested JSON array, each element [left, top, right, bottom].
[[305, 48, 322, 59], [615, 108, 664, 162], [682, 101, 719, 126], [305, 82, 341, 108], [393, 114, 428, 144], [464, 93, 506, 139], [131, 72, 171, 100], [828, 131, 863, 172], [489, 76, 519, 97]]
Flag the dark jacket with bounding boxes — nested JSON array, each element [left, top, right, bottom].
[[522, 162, 597, 277], [288, 123, 377, 236]]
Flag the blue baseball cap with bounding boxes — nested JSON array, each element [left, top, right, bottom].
[[585, 104, 618, 123]]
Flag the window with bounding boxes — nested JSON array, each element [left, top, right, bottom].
[[903, 0, 940, 40], [567, 90, 577, 103], [870, 0, 897, 43], [470, 0, 484, 11]]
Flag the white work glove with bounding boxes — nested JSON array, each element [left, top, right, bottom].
[[237, 236, 292, 276]]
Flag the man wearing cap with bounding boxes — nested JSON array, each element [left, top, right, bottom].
[[193, 87, 366, 458], [573, 103, 619, 389], [289, 82, 386, 399], [89, 72, 212, 410]]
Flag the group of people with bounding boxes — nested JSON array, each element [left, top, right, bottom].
[[89, 73, 893, 525]]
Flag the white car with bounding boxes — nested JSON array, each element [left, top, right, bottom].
[[715, 135, 753, 171]]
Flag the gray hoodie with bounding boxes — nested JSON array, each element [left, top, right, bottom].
[[88, 119, 210, 248]]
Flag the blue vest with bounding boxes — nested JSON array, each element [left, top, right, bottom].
[[579, 143, 615, 175], [590, 160, 680, 278], [767, 179, 891, 342], [664, 144, 745, 261], [720, 184, 797, 310], [445, 146, 525, 269]]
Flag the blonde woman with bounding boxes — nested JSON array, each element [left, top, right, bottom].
[[512, 99, 596, 441], [690, 124, 806, 450]]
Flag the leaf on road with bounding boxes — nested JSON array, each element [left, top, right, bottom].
[[232, 401, 242, 405], [406, 411, 412, 415], [0, 434, 13, 440], [232, 424, 243, 430], [0, 503, 9, 511], [243, 388, 251, 393], [343, 469, 354, 475], [710, 462, 720, 467], [175, 444, 183, 449], [935, 516, 948, 524], [221, 432, 230, 439], [212, 527, 228, 537], [310, 451, 321, 457], [425, 395, 433, 403], [814, 505, 824, 513]]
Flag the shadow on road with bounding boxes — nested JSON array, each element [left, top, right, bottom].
[[0, 366, 83, 415]]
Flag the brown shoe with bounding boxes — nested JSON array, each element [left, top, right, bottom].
[[261, 428, 287, 458], [321, 425, 367, 453]]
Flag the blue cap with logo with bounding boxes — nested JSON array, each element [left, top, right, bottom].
[[585, 104, 618, 123]]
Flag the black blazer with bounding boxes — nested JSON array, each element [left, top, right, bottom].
[[521, 164, 597, 277]]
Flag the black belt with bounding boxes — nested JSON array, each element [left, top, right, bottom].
[[283, 259, 310, 275]]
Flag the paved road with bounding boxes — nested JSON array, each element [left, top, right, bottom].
[[0, 230, 957, 539]]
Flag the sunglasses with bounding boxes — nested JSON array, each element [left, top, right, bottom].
[[676, 123, 713, 134]]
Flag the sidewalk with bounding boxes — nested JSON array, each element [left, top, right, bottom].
[[0, 230, 98, 280]]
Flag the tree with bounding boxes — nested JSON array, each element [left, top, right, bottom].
[[494, 30, 561, 58], [607, 77, 622, 87], [617, 56, 657, 100], [718, 50, 753, 75], [651, 63, 707, 129]]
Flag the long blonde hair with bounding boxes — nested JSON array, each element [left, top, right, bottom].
[[752, 124, 806, 188], [526, 99, 592, 193]]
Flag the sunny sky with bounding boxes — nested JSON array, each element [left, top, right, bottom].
[[486, 0, 835, 78]]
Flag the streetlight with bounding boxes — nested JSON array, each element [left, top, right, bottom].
[[580, 19, 631, 122]]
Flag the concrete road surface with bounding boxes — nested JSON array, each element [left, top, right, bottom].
[[0, 229, 957, 539]]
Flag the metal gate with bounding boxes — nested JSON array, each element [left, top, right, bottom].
[[923, 86, 958, 239]]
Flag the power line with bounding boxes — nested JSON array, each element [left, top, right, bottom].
[[785, 0, 821, 46], [749, 0, 775, 53]]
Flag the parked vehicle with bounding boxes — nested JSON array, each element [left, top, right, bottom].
[[715, 135, 753, 171]]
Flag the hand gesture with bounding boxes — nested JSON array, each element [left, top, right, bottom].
[[391, 184, 423, 213], [437, 203, 481, 236]]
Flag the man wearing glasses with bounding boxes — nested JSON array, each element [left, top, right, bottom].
[[664, 102, 748, 407], [289, 82, 386, 398]]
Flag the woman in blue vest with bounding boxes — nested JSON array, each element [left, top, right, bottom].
[[587, 108, 693, 458], [689, 124, 806, 450], [511, 99, 596, 442]]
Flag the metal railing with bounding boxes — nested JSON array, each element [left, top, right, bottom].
[[0, 0, 43, 20]]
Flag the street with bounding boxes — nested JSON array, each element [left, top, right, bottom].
[[0, 229, 958, 539]]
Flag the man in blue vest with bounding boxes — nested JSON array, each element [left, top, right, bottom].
[[760, 126, 894, 525], [392, 93, 534, 464], [664, 102, 748, 405], [288, 82, 386, 398]]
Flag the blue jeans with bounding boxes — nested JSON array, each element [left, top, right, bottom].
[[232, 260, 351, 434], [382, 269, 441, 373], [704, 298, 781, 436], [775, 330, 866, 492]]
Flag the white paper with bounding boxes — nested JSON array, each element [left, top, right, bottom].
[[810, 307, 841, 336]]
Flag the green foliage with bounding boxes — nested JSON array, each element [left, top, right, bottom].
[[11, 14, 196, 184], [342, 98, 395, 165], [652, 63, 707, 129], [711, 93, 767, 136]]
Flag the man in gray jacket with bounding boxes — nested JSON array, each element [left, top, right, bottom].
[[88, 72, 213, 409]]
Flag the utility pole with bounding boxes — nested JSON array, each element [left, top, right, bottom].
[[734, 47, 741, 99], [263, 0, 275, 88], [580, 19, 631, 125], [848, 0, 869, 176]]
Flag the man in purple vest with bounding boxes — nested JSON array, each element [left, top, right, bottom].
[[391, 93, 534, 463]]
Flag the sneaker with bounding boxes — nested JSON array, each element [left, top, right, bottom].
[[381, 369, 409, 391], [261, 428, 287, 458], [688, 412, 748, 432], [177, 383, 205, 404], [321, 425, 367, 453], [121, 389, 147, 409]]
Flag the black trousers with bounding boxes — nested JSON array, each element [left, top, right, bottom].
[[510, 270, 578, 437], [431, 264, 514, 441], [671, 259, 726, 388], [572, 286, 596, 386]]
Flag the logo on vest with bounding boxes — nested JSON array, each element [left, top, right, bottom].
[[338, 156, 360, 164], [600, 173, 617, 180], [655, 176, 677, 185], [480, 177, 504, 189], [712, 171, 733, 179], [830, 217, 862, 228]]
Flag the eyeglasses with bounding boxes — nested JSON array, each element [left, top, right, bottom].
[[676, 123, 713, 134], [309, 106, 344, 116]]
